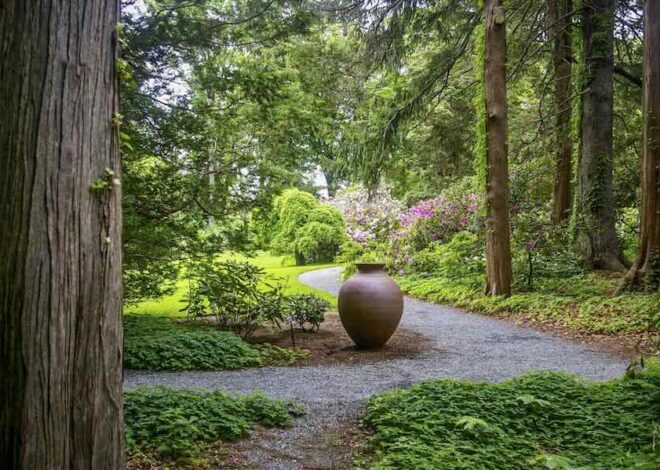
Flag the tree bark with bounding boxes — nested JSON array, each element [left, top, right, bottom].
[[619, 0, 660, 292], [483, 0, 513, 296], [549, 0, 574, 224], [0, 1, 124, 468], [574, 0, 628, 271]]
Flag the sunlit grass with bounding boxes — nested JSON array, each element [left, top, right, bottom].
[[124, 252, 337, 317]]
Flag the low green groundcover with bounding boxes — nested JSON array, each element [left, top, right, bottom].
[[398, 274, 659, 336], [363, 363, 660, 469], [124, 315, 262, 370], [124, 386, 304, 458]]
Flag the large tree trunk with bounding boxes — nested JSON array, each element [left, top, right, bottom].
[[0, 1, 124, 468], [574, 0, 628, 271], [483, 0, 513, 296], [619, 0, 660, 292], [549, 0, 574, 224]]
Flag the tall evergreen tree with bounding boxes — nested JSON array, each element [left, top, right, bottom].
[[620, 0, 660, 292], [549, 0, 574, 223], [482, 0, 513, 295], [0, 1, 124, 467], [574, 0, 628, 271]]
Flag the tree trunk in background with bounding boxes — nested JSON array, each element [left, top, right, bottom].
[[574, 0, 628, 271], [0, 1, 124, 468], [549, 0, 574, 224], [483, 0, 513, 296], [619, 0, 660, 292]]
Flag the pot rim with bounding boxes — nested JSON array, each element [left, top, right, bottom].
[[355, 262, 386, 272]]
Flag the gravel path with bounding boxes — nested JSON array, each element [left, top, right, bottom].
[[125, 267, 627, 468]]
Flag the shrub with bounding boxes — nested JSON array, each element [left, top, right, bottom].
[[403, 231, 485, 288], [363, 362, 660, 469], [394, 191, 481, 252], [329, 185, 405, 245], [270, 189, 346, 265], [183, 260, 287, 339], [123, 315, 262, 370], [294, 218, 345, 264], [124, 386, 304, 458], [286, 294, 332, 331], [617, 206, 640, 261], [510, 202, 583, 289]]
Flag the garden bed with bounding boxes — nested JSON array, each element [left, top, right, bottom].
[[124, 312, 434, 372], [248, 314, 434, 367]]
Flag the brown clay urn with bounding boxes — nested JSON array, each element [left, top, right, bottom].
[[338, 263, 404, 348]]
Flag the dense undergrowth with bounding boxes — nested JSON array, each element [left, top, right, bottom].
[[124, 315, 306, 370], [124, 386, 304, 460], [362, 361, 660, 469], [398, 273, 660, 338]]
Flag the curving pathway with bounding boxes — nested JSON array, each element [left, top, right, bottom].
[[124, 267, 627, 468]]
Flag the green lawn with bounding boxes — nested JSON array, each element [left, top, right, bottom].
[[125, 252, 337, 317]]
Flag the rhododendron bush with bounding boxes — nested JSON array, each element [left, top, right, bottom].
[[328, 186, 405, 245], [395, 192, 481, 251], [331, 185, 485, 276]]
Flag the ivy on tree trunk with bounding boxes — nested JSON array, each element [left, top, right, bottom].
[[574, 0, 628, 271], [0, 1, 124, 467]]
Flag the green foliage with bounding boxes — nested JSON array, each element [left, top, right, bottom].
[[340, 2, 478, 195], [362, 362, 660, 468], [123, 315, 262, 371], [295, 220, 344, 264], [124, 386, 304, 459], [183, 259, 288, 339], [617, 206, 640, 261], [124, 252, 338, 317], [398, 273, 659, 335], [120, 3, 343, 303], [405, 232, 485, 288], [270, 189, 346, 265], [285, 294, 331, 332], [338, 240, 393, 280], [90, 168, 118, 192], [510, 203, 584, 289], [124, 314, 311, 370]]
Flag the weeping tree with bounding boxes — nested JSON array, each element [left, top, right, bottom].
[[573, 0, 629, 271], [0, 1, 124, 467], [619, 0, 660, 292], [480, 0, 513, 295]]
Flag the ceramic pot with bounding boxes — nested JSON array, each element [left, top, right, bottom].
[[338, 263, 404, 348]]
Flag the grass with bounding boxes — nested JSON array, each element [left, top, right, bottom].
[[361, 361, 660, 469], [125, 251, 337, 318], [124, 386, 304, 461]]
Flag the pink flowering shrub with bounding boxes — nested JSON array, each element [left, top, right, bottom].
[[329, 186, 405, 245], [394, 192, 482, 253], [331, 183, 486, 280]]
